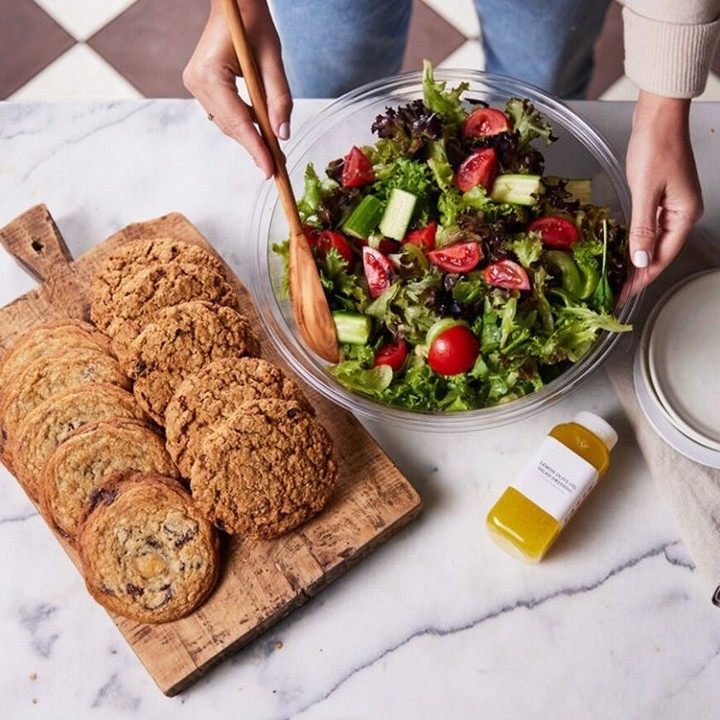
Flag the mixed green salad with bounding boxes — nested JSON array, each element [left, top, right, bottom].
[[275, 60, 632, 412]]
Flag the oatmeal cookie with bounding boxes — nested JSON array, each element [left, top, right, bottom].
[[89, 260, 239, 357], [0, 319, 113, 387], [128, 300, 261, 424], [165, 356, 313, 477], [189, 398, 337, 539], [0, 346, 131, 459], [90, 238, 227, 318], [40, 418, 179, 541], [77, 471, 220, 624], [10, 383, 150, 501]]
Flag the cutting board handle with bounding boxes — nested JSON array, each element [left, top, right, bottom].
[[0, 204, 74, 283]]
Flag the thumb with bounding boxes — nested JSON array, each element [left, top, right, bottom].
[[628, 222, 656, 270], [628, 192, 660, 270]]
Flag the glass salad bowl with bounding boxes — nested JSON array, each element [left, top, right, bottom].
[[248, 68, 642, 431]]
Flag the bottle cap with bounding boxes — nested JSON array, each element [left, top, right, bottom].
[[572, 411, 618, 451]]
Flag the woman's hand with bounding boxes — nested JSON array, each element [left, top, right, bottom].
[[625, 91, 703, 290], [183, 0, 292, 177]]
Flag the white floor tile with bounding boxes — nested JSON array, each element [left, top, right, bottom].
[[31, 0, 138, 41], [699, 72, 720, 100], [437, 40, 485, 72], [600, 72, 720, 102], [421, 0, 480, 38], [599, 75, 638, 101], [8, 44, 143, 101]]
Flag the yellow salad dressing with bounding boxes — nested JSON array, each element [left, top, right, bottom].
[[486, 411, 617, 562]]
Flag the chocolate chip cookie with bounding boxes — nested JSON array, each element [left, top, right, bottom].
[[77, 470, 220, 624], [10, 383, 150, 501], [0, 346, 131, 461], [165, 356, 313, 477], [40, 418, 179, 542], [127, 300, 261, 424], [189, 398, 337, 539], [0, 319, 113, 387]]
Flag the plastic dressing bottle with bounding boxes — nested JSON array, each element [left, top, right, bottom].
[[486, 411, 618, 562]]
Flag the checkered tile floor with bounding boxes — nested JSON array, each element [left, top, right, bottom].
[[2, 0, 719, 101]]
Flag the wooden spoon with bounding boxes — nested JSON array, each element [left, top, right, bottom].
[[220, 0, 339, 363]]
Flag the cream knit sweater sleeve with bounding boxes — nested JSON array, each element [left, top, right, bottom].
[[621, 0, 720, 97]]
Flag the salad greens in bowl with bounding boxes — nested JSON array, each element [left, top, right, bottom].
[[249, 62, 641, 431]]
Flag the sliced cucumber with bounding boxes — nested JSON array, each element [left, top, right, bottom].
[[490, 174, 544, 206], [378, 188, 417, 240], [332, 311, 373, 345], [543, 250, 583, 297], [342, 194, 384, 239], [564, 178, 593, 204]]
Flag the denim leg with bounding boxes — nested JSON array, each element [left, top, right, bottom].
[[269, 0, 413, 98], [473, 0, 613, 98]]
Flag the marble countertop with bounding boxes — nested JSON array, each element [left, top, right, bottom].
[[1, 98, 719, 719]]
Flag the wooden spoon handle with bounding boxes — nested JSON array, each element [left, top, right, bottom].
[[220, 0, 301, 235], [221, 0, 339, 363]]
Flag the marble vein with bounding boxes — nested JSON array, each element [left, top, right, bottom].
[[279, 541, 688, 720], [1, 101, 152, 186], [0, 508, 38, 525], [20, 603, 59, 658]]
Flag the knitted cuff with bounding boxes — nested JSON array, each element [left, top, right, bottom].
[[623, 7, 720, 97]]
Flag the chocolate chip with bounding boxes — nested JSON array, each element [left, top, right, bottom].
[[88, 486, 118, 510], [162, 522, 197, 549], [125, 583, 144, 597]]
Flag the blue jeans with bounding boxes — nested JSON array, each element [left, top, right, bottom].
[[269, 0, 612, 99]]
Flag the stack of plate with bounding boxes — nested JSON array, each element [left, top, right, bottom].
[[634, 268, 720, 468]]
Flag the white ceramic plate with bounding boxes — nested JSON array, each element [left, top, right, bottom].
[[646, 269, 720, 451], [633, 342, 720, 469]]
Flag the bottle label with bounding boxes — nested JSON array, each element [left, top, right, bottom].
[[511, 436, 599, 524]]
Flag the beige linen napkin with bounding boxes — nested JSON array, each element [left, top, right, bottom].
[[606, 230, 720, 604]]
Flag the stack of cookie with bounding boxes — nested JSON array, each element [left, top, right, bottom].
[[0, 319, 152, 503], [0, 235, 338, 624], [165, 357, 337, 539], [0, 318, 215, 624]]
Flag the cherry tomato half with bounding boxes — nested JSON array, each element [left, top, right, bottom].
[[527, 215, 579, 249], [484, 259, 531, 291], [427, 325, 480, 376], [403, 220, 437, 251], [374, 338, 408, 371], [462, 107, 511, 138], [308, 228, 355, 265], [341, 146, 374, 188], [427, 241, 482, 274], [454, 148, 498, 193], [362, 245, 395, 298]]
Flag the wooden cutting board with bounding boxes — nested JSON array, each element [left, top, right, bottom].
[[0, 204, 422, 696]]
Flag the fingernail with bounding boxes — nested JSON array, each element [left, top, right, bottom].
[[633, 250, 650, 268], [278, 122, 290, 141]]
